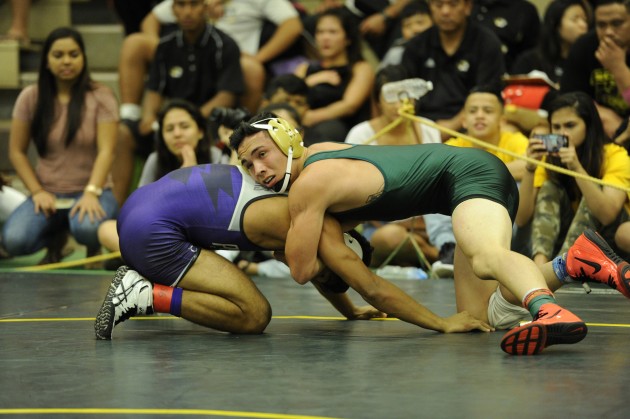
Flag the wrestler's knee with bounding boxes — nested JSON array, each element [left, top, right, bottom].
[[236, 295, 272, 334]]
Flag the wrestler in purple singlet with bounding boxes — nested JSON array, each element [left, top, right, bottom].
[[118, 164, 276, 286]]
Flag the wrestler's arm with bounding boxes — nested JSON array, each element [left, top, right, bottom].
[[285, 175, 330, 284], [317, 218, 494, 333]]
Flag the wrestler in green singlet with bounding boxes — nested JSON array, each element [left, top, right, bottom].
[[304, 143, 519, 222]]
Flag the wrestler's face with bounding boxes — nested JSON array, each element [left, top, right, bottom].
[[595, 3, 630, 48], [237, 131, 287, 189], [550, 106, 586, 148], [161, 108, 203, 158], [462, 92, 502, 142]]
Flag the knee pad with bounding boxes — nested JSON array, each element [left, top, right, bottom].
[[487, 286, 531, 330]]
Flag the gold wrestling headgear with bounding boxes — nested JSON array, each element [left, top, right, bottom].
[[251, 117, 304, 158], [250, 117, 304, 194]]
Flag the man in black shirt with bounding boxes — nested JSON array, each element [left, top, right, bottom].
[[114, 0, 244, 204], [561, 0, 630, 137], [401, 0, 505, 138]]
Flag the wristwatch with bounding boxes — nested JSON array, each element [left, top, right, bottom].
[[84, 184, 103, 197]]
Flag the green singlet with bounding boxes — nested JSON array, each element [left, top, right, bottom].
[[303, 143, 519, 222]]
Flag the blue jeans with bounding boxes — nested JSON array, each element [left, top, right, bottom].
[[2, 190, 118, 256]]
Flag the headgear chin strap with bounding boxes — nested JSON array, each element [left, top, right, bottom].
[[273, 146, 293, 193], [251, 117, 303, 193]]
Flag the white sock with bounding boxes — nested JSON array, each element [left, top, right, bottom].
[[120, 103, 141, 120]]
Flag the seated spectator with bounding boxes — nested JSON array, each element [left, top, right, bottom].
[[344, 65, 441, 268], [561, 0, 630, 138], [3, 27, 119, 265], [378, 0, 433, 70], [471, 0, 541, 70], [99, 99, 220, 259], [295, 8, 374, 144], [307, 0, 412, 59], [401, 0, 505, 139], [517, 91, 630, 265], [113, 0, 243, 204], [512, 0, 590, 84], [258, 74, 310, 123]]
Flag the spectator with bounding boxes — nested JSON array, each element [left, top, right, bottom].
[[344, 65, 441, 268], [113, 0, 243, 204], [2, 27, 119, 265], [295, 8, 374, 144], [561, 0, 630, 138], [308, 0, 412, 59], [471, 0, 541, 70], [401, 0, 505, 139], [516, 91, 630, 265], [259, 74, 310, 123], [116, 0, 225, 123], [99, 99, 217, 258], [378, 0, 433, 70], [512, 0, 590, 84], [426, 88, 529, 276]]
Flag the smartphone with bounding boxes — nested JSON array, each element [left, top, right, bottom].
[[533, 134, 568, 153], [55, 198, 76, 210]]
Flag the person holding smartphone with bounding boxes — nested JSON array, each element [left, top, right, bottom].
[[516, 91, 630, 266]]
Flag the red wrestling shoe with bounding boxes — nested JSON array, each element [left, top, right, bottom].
[[500, 303, 587, 355], [567, 229, 630, 299]]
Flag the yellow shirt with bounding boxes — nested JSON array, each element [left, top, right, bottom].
[[533, 143, 630, 213], [445, 131, 528, 164]]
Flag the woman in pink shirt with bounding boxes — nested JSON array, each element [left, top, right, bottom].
[[3, 27, 119, 264]]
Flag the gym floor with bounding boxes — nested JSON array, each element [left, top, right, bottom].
[[1, 270, 629, 419]]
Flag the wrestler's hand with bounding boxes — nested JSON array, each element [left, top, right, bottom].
[[349, 304, 387, 320], [442, 311, 495, 333]]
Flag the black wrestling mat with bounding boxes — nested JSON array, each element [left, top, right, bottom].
[[1, 271, 629, 418]]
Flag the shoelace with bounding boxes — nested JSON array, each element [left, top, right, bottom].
[[113, 278, 146, 324]]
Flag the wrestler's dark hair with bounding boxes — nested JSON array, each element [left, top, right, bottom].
[[229, 111, 278, 151], [545, 91, 609, 201], [155, 99, 211, 179]]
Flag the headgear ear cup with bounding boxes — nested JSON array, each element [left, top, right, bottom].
[[317, 230, 374, 294]]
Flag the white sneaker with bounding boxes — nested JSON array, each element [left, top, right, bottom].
[[94, 266, 153, 340], [431, 260, 454, 278]]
